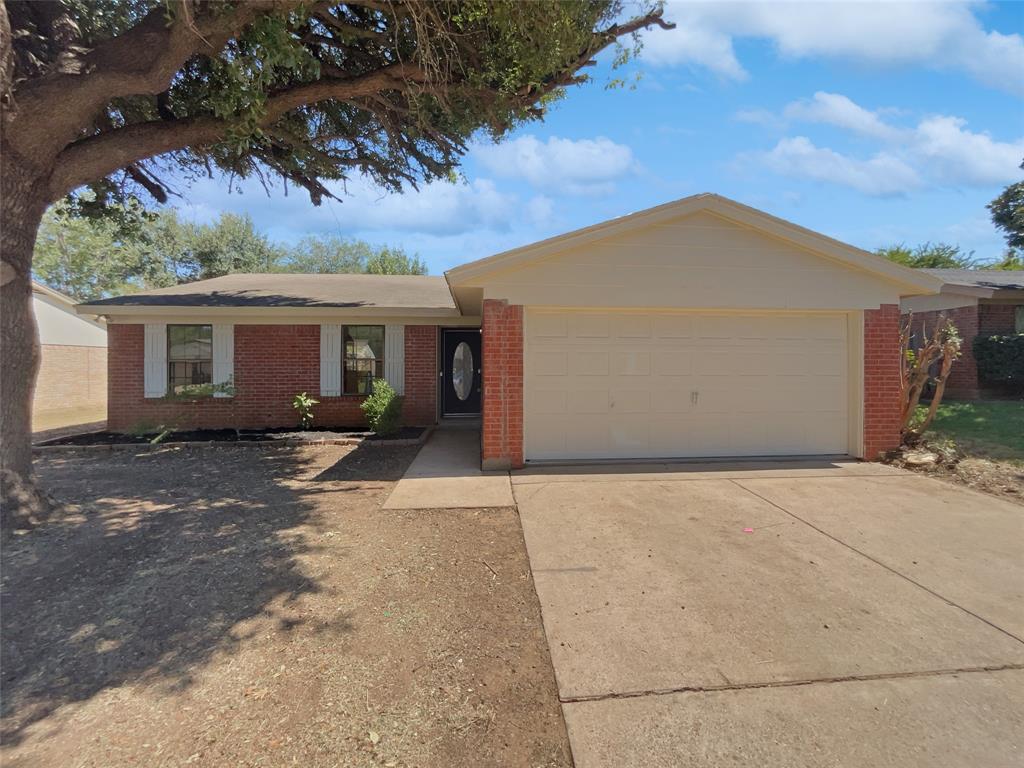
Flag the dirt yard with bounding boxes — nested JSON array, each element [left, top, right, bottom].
[[1, 444, 570, 768]]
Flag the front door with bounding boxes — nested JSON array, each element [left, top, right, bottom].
[[442, 329, 482, 416]]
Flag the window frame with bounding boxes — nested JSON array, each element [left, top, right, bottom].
[[167, 323, 214, 394], [1015, 306, 1024, 334], [342, 324, 386, 396]]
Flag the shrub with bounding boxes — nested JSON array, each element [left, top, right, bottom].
[[973, 334, 1024, 393], [292, 392, 319, 429], [360, 379, 403, 437]]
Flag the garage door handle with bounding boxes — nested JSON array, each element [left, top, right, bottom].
[[691, 390, 699, 405]]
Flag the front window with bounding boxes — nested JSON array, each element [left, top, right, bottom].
[[343, 325, 384, 394], [1016, 306, 1024, 333], [168, 324, 212, 394]]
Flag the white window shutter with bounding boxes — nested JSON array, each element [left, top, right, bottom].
[[143, 323, 167, 398], [384, 324, 405, 395], [320, 324, 342, 396], [211, 324, 234, 397]]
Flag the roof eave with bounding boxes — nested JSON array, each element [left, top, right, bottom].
[[938, 283, 996, 299], [75, 304, 462, 318]]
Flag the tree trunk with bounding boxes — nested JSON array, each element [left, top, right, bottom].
[[1, 152, 50, 530]]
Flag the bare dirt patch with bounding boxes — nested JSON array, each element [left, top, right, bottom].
[[1, 444, 570, 767], [887, 450, 1024, 504]]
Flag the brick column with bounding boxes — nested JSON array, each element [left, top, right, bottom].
[[481, 299, 523, 470], [863, 304, 902, 460], [403, 325, 438, 426]]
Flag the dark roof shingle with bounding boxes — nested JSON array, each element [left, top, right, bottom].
[[81, 273, 456, 310], [924, 269, 1024, 291]]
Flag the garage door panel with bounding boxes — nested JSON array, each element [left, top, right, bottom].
[[612, 350, 651, 376], [532, 350, 567, 376], [694, 350, 736, 376], [653, 315, 693, 338], [610, 389, 651, 414], [567, 350, 608, 376], [570, 389, 610, 414], [609, 418, 650, 454], [566, 420, 611, 456], [654, 350, 692, 376], [525, 310, 849, 460], [616, 314, 653, 338], [651, 387, 694, 413]]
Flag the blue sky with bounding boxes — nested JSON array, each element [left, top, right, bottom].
[[172, 0, 1024, 274]]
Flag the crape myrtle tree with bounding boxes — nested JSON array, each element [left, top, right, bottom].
[[0, 0, 673, 522]]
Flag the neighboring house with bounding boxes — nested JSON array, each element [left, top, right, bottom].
[[32, 281, 108, 430], [77, 194, 942, 465], [901, 270, 1024, 399]]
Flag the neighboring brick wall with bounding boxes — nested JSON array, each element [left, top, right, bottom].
[[34, 344, 107, 414], [403, 325, 437, 426], [108, 324, 438, 432], [906, 305, 980, 399], [481, 299, 523, 470], [978, 303, 1019, 335], [863, 304, 902, 460]]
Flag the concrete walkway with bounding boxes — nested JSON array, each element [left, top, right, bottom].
[[383, 427, 514, 509]]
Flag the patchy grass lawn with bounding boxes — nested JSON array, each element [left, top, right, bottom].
[[918, 400, 1024, 461], [909, 400, 1024, 502], [1, 444, 570, 768]]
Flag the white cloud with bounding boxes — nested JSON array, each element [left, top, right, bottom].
[[643, 1, 1024, 96], [740, 93, 1024, 195], [912, 115, 1024, 186], [175, 173, 555, 241], [782, 92, 904, 142], [472, 135, 636, 195], [752, 137, 922, 196]]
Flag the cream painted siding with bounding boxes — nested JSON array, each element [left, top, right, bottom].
[[524, 309, 849, 461], [475, 211, 904, 311]]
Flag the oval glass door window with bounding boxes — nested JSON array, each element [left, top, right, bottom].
[[452, 342, 474, 401]]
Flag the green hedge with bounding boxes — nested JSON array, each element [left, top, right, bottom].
[[973, 334, 1024, 392]]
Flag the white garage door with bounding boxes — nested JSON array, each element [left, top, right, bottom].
[[524, 310, 849, 461]]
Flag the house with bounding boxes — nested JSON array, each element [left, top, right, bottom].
[[77, 194, 942, 465], [33, 281, 108, 431], [901, 270, 1024, 399]]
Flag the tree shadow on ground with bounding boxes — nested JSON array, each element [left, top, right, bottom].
[[0, 444, 407, 746], [312, 442, 423, 483]]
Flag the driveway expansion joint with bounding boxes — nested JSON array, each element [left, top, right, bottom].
[[730, 479, 1024, 646], [559, 663, 1024, 704]]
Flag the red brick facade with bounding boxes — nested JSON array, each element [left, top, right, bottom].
[[978, 303, 1018, 335], [108, 324, 438, 432], [903, 302, 1021, 399], [403, 325, 438, 426], [863, 304, 902, 460], [481, 299, 523, 470], [906, 305, 980, 398]]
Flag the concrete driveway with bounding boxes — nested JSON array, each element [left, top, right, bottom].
[[513, 460, 1024, 767]]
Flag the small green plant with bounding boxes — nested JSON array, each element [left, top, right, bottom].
[[360, 379, 403, 437], [127, 420, 175, 444], [293, 392, 319, 429]]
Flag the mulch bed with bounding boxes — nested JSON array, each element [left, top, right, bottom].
[[37, 425, 426, 447], [1, 444, 570, 768]]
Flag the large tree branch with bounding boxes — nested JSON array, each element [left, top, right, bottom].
[[5, 1, 287, 167], [47, 62, 426, 199], [45, 6, 673, 202]]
